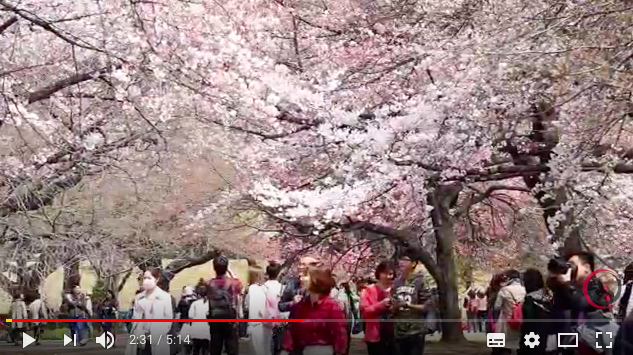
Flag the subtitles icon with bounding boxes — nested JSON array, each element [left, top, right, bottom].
[[487, 333, 506, 347]]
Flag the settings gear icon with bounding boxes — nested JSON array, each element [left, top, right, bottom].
[[524, 332, 540, 348]]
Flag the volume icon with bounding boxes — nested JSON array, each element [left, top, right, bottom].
[[96, 331, 115, 349]]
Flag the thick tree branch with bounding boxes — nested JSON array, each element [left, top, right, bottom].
[[203, 116, 312, 140], [455, 185, 531, 216], [339, 220, 441, 283], [0, 16, 17, 34], [0, 271, 14, 294], [394, 159, 633, 182], [0, 173, 83, 217], [27, 66, 119, 104], [0, 0, 110, 55], [163, 248, 248, 276]]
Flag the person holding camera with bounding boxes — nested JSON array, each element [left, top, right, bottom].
[[63, 285, 91, 346], [547, 251, 617, 355]]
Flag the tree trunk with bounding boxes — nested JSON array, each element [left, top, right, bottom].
[[436, 248, 463, 342], [63, 260, 80, 292], [102, 270, 135, 299], [342, 208, 465, 342], [505, 101, 584, 256], [19, 269, 42, 301], [428, 183, 466, 342]]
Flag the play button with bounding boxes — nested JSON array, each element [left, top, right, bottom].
[[22, 332, 36, 348]]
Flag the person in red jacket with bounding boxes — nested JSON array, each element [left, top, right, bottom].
[[360, 260, 397, 355], [281, 265, 348, 355]]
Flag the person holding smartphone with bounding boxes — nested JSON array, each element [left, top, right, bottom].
[[360, 260, 397, 355], [391, 249, 433, 355]]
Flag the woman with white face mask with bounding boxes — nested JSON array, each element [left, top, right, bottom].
[[125, 268, 173, 355]]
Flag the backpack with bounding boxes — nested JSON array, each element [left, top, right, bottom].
[[507, 291, 523, 330], [525, 291, 554, 335], [262, 284, 282, 329], [207, 279, 237, 319]]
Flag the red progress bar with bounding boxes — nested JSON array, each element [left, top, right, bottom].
[[8, 319, 303, 323]]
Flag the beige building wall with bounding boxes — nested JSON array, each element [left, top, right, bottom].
[[42, 267, 65, 311], [0, 288, 10, 315], [0, 258, 262, 313], [79, 261, 98, 297]]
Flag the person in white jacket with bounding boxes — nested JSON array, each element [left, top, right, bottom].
[[9, 293, 27, 346], [263, 262, 283, 355], [182, 284, 210, 355], [85, 293, 94, 338], [28, 292, 48, 345], [247, 267, 269, 355], [493, 269, 526, 354], [125, 269, 173, 355]]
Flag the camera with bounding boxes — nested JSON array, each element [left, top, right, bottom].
[[547, 256, 578, 282], [547, 257, 571, 274]]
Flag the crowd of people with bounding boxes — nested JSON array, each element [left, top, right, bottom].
[[459, 252, 633, 355], [120, 249, 438, 355], [3, 249, 633, 355], [463, 288, 489, 333]]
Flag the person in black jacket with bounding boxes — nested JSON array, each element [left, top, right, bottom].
[[276, 256, 318, 353], [519, 269, 553, 355], [548, 252, 612, 354], [99, 290, 118, 346], [617, 263, 633, 323], [177, 286, 197, 355], [278, 256, 318, 313], [614, 311, 633, 355]]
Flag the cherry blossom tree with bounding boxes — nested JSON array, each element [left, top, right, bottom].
[[181, 0, 633, 340], [0, 0, 169, 293], [3, 0, 633, 341]]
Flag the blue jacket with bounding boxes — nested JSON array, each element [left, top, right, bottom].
[[278, 277, 303, 313]]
